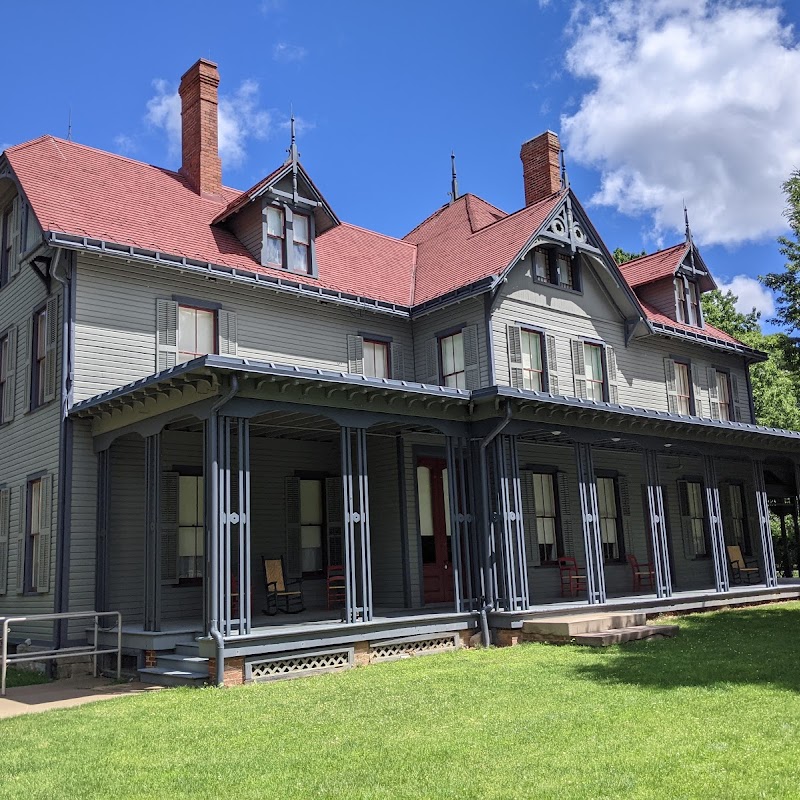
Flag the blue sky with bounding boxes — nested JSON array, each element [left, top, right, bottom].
[[3, 0, 800, 330]]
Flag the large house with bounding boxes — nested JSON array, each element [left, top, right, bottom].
[[1, 59, 798, 686]]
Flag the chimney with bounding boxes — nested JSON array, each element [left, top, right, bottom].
[[520, 130, 562, 207], [179, 58, 222, 198]]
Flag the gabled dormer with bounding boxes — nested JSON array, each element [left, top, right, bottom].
[[212, 121, 339, 279]]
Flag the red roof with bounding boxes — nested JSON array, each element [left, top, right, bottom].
[[638, 299, 743, 346], [618, 243, 686, 287]]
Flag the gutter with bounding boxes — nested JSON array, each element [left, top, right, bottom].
[[208, 375, 239, 687], [477, 402, 513, 647]]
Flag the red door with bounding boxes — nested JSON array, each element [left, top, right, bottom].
[[417, 457, 454, 604]]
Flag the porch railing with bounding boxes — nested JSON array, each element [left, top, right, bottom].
[[1, 611, 122, 696]]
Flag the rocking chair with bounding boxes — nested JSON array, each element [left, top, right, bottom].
[[727, 545, 761, 585], [262, 556, 305, 615], [627, 554, 656, 592], [557, 556, 587, 597]]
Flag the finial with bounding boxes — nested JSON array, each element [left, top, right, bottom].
[[684, 201, 696, 270], [449, 151, 460, 204], [560, 148, 569, 190], [286, 112, 299, 166], [67, 108, 72, 142]]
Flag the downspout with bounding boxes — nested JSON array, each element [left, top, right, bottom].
[[744, 357, 757, 424], [208, 374, 239, 687], [477, 401, 513, 647]]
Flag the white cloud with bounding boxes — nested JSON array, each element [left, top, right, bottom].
[[145, 78, 272, 169], [561, 1, 800, 246], [272, 42, 308, 62], [717, 274, 776, 318], [113, 134, 138, 156]]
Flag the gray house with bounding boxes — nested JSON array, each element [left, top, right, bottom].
[[1, 58, 798, 686]]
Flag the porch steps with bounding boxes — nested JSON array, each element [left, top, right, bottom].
[[519, 612, 679, 646], [138, 646, 209, 687]]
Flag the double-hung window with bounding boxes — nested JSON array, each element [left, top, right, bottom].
[[532, 472, 560, 564], [557, 254, 574, 289], [676, 278, 701, 327], [178, 475, 204, 580], [363, 339, 389, 379], [292, 213, 311, 274], [178, 306, 216, 364], [24, 475, 51, 594], [440, 331, 465, 388], [520, 329, 544, 391], [683, 480, 708, 557], [716, 370, 732, 421], [264, 205, 315, 276], [265, 206, 286, 268], [584, 342, 605, 402], [300, 479, 324, 574], [533, 250, 549, 283], [597, 477, 623, 562]]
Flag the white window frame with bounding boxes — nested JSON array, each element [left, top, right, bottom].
[[584, 342, 605, 402], [177, 305, 217, 365], [520, 329, 544, 391], [439, 331, 465, 389], [716, 370, 732, 421], [363, 339, 390, 379], [177, 474, 204, 581]]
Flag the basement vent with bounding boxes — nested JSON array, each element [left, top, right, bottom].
[[370, 633, 459, 663], [246, 647, 354, 682]]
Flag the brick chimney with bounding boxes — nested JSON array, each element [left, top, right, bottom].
[[179, 58, 222, 199], [520, 131, 562, 207]]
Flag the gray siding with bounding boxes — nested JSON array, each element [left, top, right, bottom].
[[228, 201, 262, 261], [638, 277, 677, 320]]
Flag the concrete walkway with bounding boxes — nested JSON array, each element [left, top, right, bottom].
[[0, 676, 161, 720]]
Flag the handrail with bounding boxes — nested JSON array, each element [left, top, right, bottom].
[[1, 610, 122, 696]]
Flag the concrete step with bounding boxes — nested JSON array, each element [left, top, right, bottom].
[[138, 666, 208, 687], [573, 624, 680, 647], [522, 612, 647, 637], [156, 653, 208, 669], [174, 641, 202, 656]]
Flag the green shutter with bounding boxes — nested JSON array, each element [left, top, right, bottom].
[[347, 335, 364, 375], [36, 475, 52, 593], [677, 480, 696, 560], [325, 477, 344, 567], [42, 295, 58, 403], [462, 325, 480, 389], [557, 471, 575, 557], [285, 477, 302, 578], [507, 325, 524, 389], [390, 342, 405, 381], [2, 326, 16, 423], [16, 483, 25, 593], [8, 196, 20, 278], [156, 299, 179, 372], [0, 487, 10, 595], [520, 471, 539, 567], [571, 340, 587, 399], [161, 472, 179, 584], [217, 310, 238, 357], [422, 339, 439, 385]]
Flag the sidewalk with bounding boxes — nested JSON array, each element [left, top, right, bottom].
[[0, 676, 161, 719]]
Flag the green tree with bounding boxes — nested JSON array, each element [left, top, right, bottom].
[[613, 247, 646, 265]]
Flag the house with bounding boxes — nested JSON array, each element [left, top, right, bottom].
[[0, 58, 797, 686]]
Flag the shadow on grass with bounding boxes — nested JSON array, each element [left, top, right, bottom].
[[572, 605, 800, 692]]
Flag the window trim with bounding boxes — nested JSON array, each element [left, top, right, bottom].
[[0, 204, 10, 289], [437, 327, 466, 389], [595, 472, 626, 564], [675, 275, 702, 328], [726, 481, 752, 556], [262, 200, 318, 278], [362, 338, 391, 380], [23, 472, 47, 595], [531, 247, 583, 295], [671, 356, 696, 416], [30, 304, 47, 411], [523, 464, 565, 567], [681, 477, 711, 559], [0, 328, 10, 425], [176, 303, 218, 364], [714, 367, 733, 422], [518, 325, 547, 393], [582, 339, 608, 403], [174, 467, 204, 586], [293, 471, 329, 578]]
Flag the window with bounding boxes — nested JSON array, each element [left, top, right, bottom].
[[363, 339, 389, 379], [520, 329, 544, 391], [0, 204, 10, 288], [178, 306, 216, 364], [440, 331, 465, 389], [674, 361, 692, 415], [265, 206, 285, 268], [584, 343, 605, 402], [532, 472, 560, 564], [533, 250, 549, 283], [0, 332, 9, 423], [716, 370, 732, 421], [263, 204, 314, 276], [24, 475, 50, 594], [596, 477, 623, 562], [727, 484, 750, 554], [292, 213, 310, 274], [557, 254, 574, 289], [532, 248, 580, 291], [675, 278, 701, 327], [687, 282, 701, 327], [683, 481, 707, 557], [31, 307, 47, 409], [300, 479, 324, 574], [178, 475, 204, 580]]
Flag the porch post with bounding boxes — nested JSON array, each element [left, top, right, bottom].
[[95, 447, 111, 612], [643, 449, 672, 598], [340, 427, 373, 623], [143, 432, 162, 631], [702, 455, 729, 593], [752, 459, 778, 588], [575, 441, 606, 604]]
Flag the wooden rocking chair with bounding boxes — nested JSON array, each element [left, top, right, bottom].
[[262, 556, 305, 615], [557, 556, 587, 597], [627, 554, 656, 592], [727, 545, 761, 585]]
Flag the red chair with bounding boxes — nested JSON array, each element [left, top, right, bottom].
[[627, 554, 656, 591], [557, 556, 587, 597], [327, 565, 347, 609]]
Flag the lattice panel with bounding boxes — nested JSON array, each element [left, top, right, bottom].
[[370, 634, 458, 663], [247, 648, 352, 682]]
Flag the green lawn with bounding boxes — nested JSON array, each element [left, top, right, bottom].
[[3, 603, 800, 799], [3, 666, 49, 689]]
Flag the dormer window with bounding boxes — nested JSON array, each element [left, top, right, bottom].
[[265, 206, 286, 268], [262, 202, 316, 276], [292, 212, 310, 273], [532, 248, 581, 292], [675, 277, 701, 327]]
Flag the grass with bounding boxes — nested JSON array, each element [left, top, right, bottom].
[[3, 602, 800, 799], [3, 666, 49, 689]]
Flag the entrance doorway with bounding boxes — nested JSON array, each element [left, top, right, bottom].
[[416, 456, 454, 604]]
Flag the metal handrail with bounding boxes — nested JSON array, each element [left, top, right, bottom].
[[1, 610, 122, 696]]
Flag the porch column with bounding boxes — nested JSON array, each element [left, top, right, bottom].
[[702, 455, 729, 593], [643, 450, 673, 598], [445, 435, 480, 612], [752, 459, 778, 588], [95, 447, 111, 612], [490, 434, 529, 611], [143, 432, 162, 632], [575, 442, 606, 604], [341, 426, 372, 623]]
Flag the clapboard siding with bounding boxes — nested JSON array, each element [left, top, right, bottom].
[[492, 257, 753, 421], [0, 258, 63, 641], [638, 278, 677, 319], [228, 201, 262, 261], [73, 254, 414, 401]]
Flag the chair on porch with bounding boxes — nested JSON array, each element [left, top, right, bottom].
[[262, 556, 305, 615], [727, 545, 761, 585], [627, 554, 656, 592], [557, 556, 587, 598], [327, 565, 347, 609]]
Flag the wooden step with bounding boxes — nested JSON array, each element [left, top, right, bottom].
[[521, 612, 647, 637], [138, 666, 208, 687], [573, 624, 680, 647]]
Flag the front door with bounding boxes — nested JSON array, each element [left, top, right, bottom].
[[416, 456, 454, 604]]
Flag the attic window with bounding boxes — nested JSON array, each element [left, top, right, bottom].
[[262, 202, 316, 277], [532, 248, 581, 292], [675, 277, 701, 327]]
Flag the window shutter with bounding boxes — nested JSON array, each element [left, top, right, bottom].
[[707, 367, 720, 420], [422, 339, 439, 385], [691, 363, 704, 417], [347, 335, 364, 375], [156, 299, 179, 372], [217, 310, 238, 357], [8, 196, 20, 278], [664, 358, 679, 414], [731, 374, 744, 422], [390, 342, 405, 381], [507, 325, 524, 389], [570, 340, 587, 399], [161, 472, 179, 584], [2, 326, 17, 422], [718, 481, 734, 546], [618, 475, 632, 553], [16, 483, 26, 593], [22, 317, 32, 413], [463, 324, 480, 389], [325, 477, 344, 567], [42, 295, 58, 403], [545, 334, 559, 394], [557, 471, 575, 557], [606, 345, 619, 404], [0, 487, 10, 595], [285, 477, 302, 578], [677, 480, 696, 560], [520, 471, 540, 567], [36, 475, 52, 593]]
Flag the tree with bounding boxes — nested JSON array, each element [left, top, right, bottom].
[[613, 247, 646, 265]]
